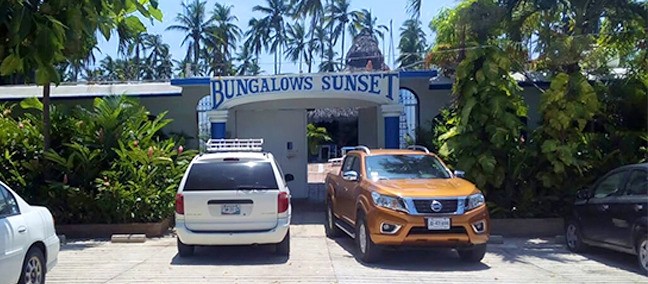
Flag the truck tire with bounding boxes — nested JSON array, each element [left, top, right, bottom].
[[356, 213, 381, 263], [457, 244, 487, 263], [325, 198, 343, 238]]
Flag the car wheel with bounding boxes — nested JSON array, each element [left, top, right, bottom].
[[636, 234, 648, 275], [19, 247, 45, 284], [355, 213, 381, 263], [565, 220, 588, 253], [457, 244, 487, 263], [276, 230, 290, 256], [177, 238, 195, 257], [325, 199, 342, 238]]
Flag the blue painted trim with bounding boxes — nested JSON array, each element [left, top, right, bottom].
[[170, 77, 211, 86], [211, 122, 226, 139], [384, 116, 399, 149], [399, 70, 438, 78], [0, 92, 182, 102]]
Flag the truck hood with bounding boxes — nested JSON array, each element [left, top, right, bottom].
[[372, 178, 479, 198]]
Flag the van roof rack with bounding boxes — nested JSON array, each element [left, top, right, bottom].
[[406, 145, 430, 154], [353, 145, 371, 154], [205, 138, 264, 152]]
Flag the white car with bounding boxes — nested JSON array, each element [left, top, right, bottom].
[[174, 139, 292, 257], [0, 182, 59, 284]]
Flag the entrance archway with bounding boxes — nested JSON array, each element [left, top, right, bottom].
[[399, 88, 419, 148], [196, 95, 213, 151]]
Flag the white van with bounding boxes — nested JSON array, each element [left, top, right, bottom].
[[174, 139, 293, 257]]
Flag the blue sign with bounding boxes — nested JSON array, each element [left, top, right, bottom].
[[210, 72, 399, 109]]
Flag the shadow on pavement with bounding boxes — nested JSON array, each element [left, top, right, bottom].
[[60, 240, 107, 251], [170, 245, 288, 265], [489, 240, 645, 276], [291, 199, 325, 225], [333, 236, 491, 272]]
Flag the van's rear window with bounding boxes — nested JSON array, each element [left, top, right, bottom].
[[183, 161, 278, 191]]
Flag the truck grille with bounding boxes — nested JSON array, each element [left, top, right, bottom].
[[413, 199, 458, 214]]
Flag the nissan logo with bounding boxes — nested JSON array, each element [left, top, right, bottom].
[[431, 200, 443, 212]]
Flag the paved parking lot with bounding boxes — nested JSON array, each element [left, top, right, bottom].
[[48, 204, 646, 283]]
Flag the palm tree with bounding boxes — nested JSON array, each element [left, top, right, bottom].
[[327, 0, 352, 67], [166, 0, 213, 76], [235, 45, 262, 75], [122, 32, 148, 80], [244, 17, 270, 62], [397, 19, 427, 69], [205, 3, 242, 76], [99, 56, 119, 81], [253, 0, 290, 74], [293, 0, 324, 73], [285, 22, 309, 73], [349, 9, 388, 40], [407, 0, 422, 19], [311, 23, 329, 70]]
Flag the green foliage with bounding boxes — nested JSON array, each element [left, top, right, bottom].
[[0, 97, 195, 224], [307, 123, 332, 156]]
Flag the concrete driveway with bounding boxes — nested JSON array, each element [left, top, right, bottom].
[[48, 203, 647, 283]]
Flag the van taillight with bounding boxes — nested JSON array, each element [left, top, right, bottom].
[[175, 193, 184, 214], [278, 192, 290, 213]]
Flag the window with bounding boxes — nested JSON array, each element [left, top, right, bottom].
[[341, 156, 357, 173], [364, 154, 451, 180], [183, 161, 278, 191], [350, 156, 361, 173], [593, 171, 626, 198], [0, 185, 19, 217], [626, 170, 648, 196]]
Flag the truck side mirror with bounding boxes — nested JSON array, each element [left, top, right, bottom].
[[284, 174, 294, 182], [454, 170, 465, 178], [576, 188, 591, 200], [342, 171, 359, 181]]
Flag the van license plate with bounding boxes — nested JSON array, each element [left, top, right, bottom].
[[221, 204, 240, 215], [427, 218, 450, 230]]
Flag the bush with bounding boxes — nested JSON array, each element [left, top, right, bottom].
[[0, 97, 196, 224]]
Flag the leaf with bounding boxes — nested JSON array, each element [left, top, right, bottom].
[[123, 16, 146, 33], [0, 54, 23, 75], [149, 7, 163, 21], [20, 97, 43, 111]]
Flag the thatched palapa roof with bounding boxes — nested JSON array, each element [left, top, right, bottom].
[[345, 28, 389, 71]]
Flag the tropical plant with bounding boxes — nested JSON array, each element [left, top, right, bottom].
[[327, 0, 352, 67], [397, 19, 427, 69], [205, 3, 242, 76], [166, 0, 213, 76], [285, 22, 310, 72], [349, 9, 389, 40], [235, 45, 262, 75], [252, 0, 290, 74], [307, 123, 332, 156], [0, 0, 161, 151], [294, 0, 325, 72]]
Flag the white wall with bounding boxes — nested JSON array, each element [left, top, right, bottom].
[[358, 107, 378, 148], [233, 109, 308, 198]]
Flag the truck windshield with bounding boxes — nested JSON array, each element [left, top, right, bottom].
[[364, 154, 451, 180], [183, 161, 278, 191]]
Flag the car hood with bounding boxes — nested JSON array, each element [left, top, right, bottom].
[[371, 178, 479, 198]]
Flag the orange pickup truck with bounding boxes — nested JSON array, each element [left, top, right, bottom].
[[324, 145, 490, 263]]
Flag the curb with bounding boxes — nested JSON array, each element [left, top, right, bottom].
[[111, 234, 147, 243]]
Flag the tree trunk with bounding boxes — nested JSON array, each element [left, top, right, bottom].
[[42, 82, 51, 151], [340, 27, 345, 68], [274, 50, 278, 74]]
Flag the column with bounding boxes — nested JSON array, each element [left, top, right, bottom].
[[381, 104, 403, 149], [207, 110, 228, 139]]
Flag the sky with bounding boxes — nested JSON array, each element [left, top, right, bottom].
[[96, 0, 459, 75]]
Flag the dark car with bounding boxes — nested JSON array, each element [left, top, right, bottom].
[[565, 163, 648, 274]]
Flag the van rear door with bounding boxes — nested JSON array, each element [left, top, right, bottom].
[[181, 159, 280, 232]]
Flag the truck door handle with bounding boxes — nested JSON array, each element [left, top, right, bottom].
[[635, 204, 644, 212], [17, 226, 27, 233]]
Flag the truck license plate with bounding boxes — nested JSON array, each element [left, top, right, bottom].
[[221, 204, 240, 215], [427, 217, 450, 230]]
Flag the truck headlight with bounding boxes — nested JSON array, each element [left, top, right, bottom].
[[465, 193, 485, 211], [371, 192, 408, 213]]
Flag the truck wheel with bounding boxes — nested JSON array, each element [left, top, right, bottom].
[[636, 234, 648, 275], [356, 214, 381, 263], [177, 238, 195, 257], [276, 230, 290, 257], [457, 244, 487, 263], [19, 247, 45, 284], [565, 219, 588, 253], [325, 198, 342, 238]]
